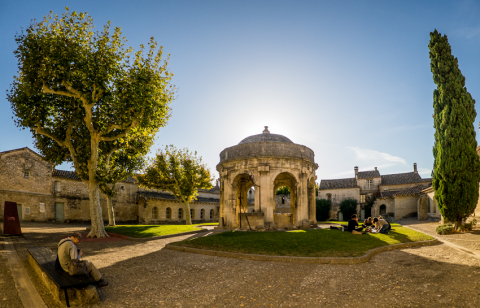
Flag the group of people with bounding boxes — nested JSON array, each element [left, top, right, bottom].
[[345, 214, 391, 235]]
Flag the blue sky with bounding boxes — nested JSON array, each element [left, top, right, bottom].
[[2, 0, 480, 182]]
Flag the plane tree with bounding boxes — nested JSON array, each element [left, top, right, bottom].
[[136, 146, 214, 225], [7, 8, 174, 237]]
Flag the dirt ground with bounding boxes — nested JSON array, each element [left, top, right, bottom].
[[4, 221, 480, 307]]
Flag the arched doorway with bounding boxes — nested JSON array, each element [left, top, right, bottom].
[[379, 204, 387, 215], [418, 196, 429, 220], [232, 173, 255, 229], [273, 172, 297, 228]]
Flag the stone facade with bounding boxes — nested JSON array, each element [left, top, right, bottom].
[[217, 127, 318, 230], [319, 164, 432, 220], [0, 147, 219, 224]]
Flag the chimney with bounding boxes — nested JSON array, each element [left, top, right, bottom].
[[414, 163, 418, 173], [374, 167, 377, 172], [354, 166, 358, 178], [263, 126, 270, 134]]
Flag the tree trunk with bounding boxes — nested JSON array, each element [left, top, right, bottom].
[[106, 195, 115, 226], [184, 202, 192, 225], [87, 182, 109, 237], [455, 218, 463, 231], [87, 140, 109, 238]]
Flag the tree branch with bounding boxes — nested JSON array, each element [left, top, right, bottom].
[[42, 84, 78, 99]]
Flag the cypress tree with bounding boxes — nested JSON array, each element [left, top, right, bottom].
[[429, 29, 480, 230]]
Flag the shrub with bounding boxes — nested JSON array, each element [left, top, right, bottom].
[[316, 199, 331, 221], [460, 218, 477, 232], [339, 198, 357, 221], [436, 223, 454, 235]]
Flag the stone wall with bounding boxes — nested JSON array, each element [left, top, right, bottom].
[[275, 194, 291, 213], [143, 199, 218, 224], [317, 187, 360, 205], [394, 195, 418, 219], [0, 148, 219, 224], [372, 198, 394, 218]]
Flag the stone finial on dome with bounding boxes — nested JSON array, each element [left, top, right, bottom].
[[263, 126, 270, 134]]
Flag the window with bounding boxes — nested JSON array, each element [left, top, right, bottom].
[[380, 204, 387, 215], [200, 209, 205, 219], [54, 181, 61, 192], [367, 180, 373, 189], [326, 194, 332, 201], [190, 209, 195, 220], [210, 209, 214, 219], [384, 187, 388, 191], [24, 171, 29, 178], [25, 207, 30, 214], [166, 207, 171, 219], [120, 186, 125, 190], [178, 208, 183, 219], [360, 195, 365, 203], [152, 207, 158, 219]]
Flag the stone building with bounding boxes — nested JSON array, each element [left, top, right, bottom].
[[216, 127, 318, 230], [0, 147, 219, 224], [318, 164, 433, 220]]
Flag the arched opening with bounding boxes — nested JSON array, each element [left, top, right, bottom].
[[166, 207, 171, 219], [210, 209, 214, 220], [273, 172, 298, 227], [200, 209, 205, 219], [418, 196, 429, 220], [232, 173, 255, 229], [379, 204, 386, 215], [178, 208, 183, 219], [327, 193, 332, 201], [152, 206, 158, 219]]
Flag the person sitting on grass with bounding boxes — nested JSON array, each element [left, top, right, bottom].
[[345, 214, 364, 234], [373, 217, 390, 234], [55, 232, 108, 287], [363, 217, 374, 229]]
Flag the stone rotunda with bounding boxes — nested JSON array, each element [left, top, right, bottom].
[[216, 126, 318, 230]]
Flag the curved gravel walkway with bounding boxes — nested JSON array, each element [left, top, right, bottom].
[[6, 222, 480, 307]]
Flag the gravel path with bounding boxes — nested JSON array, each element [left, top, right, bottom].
[[7, 222, 480, 307], [400, 218, 480, 252]]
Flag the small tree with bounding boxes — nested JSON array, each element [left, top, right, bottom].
[[316, 198, 331, 221], [7, 8, 174, 237], [97, 131, 151, 226], [136, 146, 214, 225], [339, 198, 357, 221], [429, 30, 480, 230], [364, 193, 379, 219], [275, 186, 290, 195]]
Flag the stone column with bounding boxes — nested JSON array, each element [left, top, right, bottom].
[[309, 180, 317, 224], [296, 174, 309, 226], [259, 169, 273, 227]]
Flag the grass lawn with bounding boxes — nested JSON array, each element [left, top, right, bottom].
[[170, 226, 433, 258], [105, 223, 217, 238]]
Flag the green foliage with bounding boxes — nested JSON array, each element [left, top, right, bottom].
[[364, 193, 378, 218], [436, 223, 454, 235], [459, 218, 477, 232], [339, 198, 358, 220], [429, 30, 480, 230], [7, 8, 174, 237], [316, 199, 331, 221], [275, 186, 290, 195], [136, 146, 214, 225]]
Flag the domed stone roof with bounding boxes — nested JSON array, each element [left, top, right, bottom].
[[238, 126, 293, 145]]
